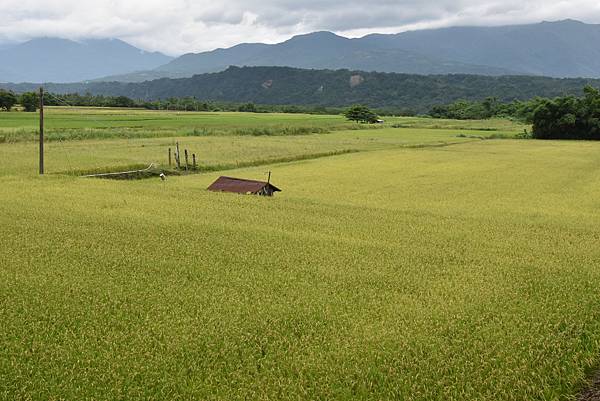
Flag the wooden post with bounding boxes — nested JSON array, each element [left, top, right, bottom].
[[192, 154, 197, 170], [168, 147, 172, 167], [39, 87, 44, 175], [184, 149, 189, 171], [267, 171, 271, 185], [175, 142, 180, 169]]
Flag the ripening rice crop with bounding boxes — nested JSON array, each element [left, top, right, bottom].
[[0, 112, 598, 400]]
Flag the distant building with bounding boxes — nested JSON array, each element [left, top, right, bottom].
[[207, 176, 282, 196]]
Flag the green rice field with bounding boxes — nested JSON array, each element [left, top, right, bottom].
[[1, 107, 599, 400]]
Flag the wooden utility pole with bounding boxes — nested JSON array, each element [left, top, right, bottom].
[[39, 87, 44, 175]]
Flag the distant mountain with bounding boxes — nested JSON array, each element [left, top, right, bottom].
[[5, 66, 600, 113], [0, 38, 173, 83], [360, 19, 600, 78], [98, 20, 600, 83], [4, 20, 600, 84], [159, 32, 516, 75], [101, 31, 518, 82]]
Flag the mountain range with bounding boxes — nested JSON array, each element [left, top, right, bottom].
[[101, 19, 600, 82], [0, 38, 172, 83], [2, 20, 600, 84]]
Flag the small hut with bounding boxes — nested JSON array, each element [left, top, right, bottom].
[[207, 176, 281, 196]]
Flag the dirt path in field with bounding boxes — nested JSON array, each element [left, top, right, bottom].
[[579, 372, 600, 401]]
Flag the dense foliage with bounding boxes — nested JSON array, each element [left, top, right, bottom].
[[344, 105, 379, 123], [432, 86, 600, 139], [430, 97, 547, 122], [531, 86, 600, 140], [0, 89, 17, 111], [40, 92, 346, 115], [3, 66, 600, 113], [19, 92, 39, 112]]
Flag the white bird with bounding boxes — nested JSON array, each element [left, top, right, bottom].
[[159, 173, 166, 181]]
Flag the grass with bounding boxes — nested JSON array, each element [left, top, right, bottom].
[[390, 116, 529, 132], [0, 108, 597, 401], [0, 107, 528, 142], [0, 108, 354, 142], [0, 128, 487, 176]]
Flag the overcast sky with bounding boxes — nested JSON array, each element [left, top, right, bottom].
[[0, 0, 599, 55]]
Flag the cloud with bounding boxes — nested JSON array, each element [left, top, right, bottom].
[[0, 0, 599, 55]]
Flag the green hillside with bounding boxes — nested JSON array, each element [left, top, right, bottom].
[[4, 66, 600, 113]]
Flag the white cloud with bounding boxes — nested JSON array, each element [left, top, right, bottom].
[[0, 0, 599, 55]]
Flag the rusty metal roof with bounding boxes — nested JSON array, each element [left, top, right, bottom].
[[207, 176, 281, 194]]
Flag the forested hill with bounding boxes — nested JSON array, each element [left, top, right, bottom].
[[3, 66, 600, 113]]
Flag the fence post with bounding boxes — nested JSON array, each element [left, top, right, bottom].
[[39, 87, 44, 175]]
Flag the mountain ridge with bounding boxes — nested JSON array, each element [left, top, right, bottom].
[[94, 20, 600, 83], [3, 65, 600, 113], [3, 20, 600, 84], [0, 38, 173, 83], [359, 19, 600, 78]]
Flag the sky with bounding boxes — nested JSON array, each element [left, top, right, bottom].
[[0, 0, 599, 55]]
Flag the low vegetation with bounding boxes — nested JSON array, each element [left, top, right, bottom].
[[0, 107, 527, 145], [1, 107, 599, 400], [0, 107, 356, 143]]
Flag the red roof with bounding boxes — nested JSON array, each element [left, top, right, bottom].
[[207, 176, 281, 194]]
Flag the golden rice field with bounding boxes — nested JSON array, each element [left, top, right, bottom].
[[1, 108, 599, 400]]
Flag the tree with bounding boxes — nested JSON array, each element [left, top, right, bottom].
[[0, 89, 18, 111], [20, 92, 39, 112], [481, 97, 499, 118], [344, 105, 379, 123], [532, 86, 600, 140], [238, 103, 257, 113], [111, 95, 135, 108]]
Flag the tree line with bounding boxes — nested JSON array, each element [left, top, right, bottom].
[[429, 86, 600, 139], [0, 89, 349, 115], [429, 97, 546, 122], [0, 90, 40, 112], [4, 85, 600, 140]]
